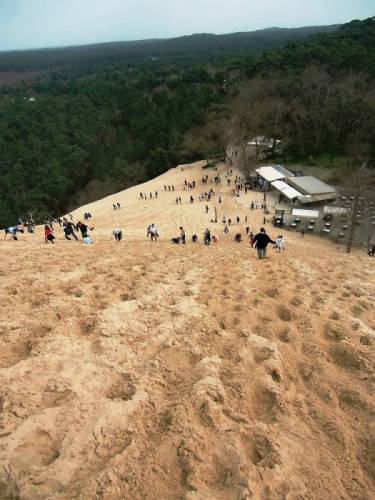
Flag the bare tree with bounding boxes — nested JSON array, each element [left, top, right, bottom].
[[202, 118, 232, 163]]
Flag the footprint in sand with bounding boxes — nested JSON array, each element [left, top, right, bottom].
[[11, 429, 59, 471]]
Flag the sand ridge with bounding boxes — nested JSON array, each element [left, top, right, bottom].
[[0, 161, 374, 499]]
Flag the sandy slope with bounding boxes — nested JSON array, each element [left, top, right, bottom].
[[0, 161, 374, 499]]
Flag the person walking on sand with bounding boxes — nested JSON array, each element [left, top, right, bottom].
[[44, 225, 55, 244], [234, 232, 242, 243], [63, 218, 78, 240], [204, 228, 211, 246], [76, 221, 92, 239], [179, 227, 186, 244], [112, 228, 123, 241], [252, 228, 275, 259], [147, 224, 159, 241]]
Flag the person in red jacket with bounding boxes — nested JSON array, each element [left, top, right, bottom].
[[44, 225, 55, 244]]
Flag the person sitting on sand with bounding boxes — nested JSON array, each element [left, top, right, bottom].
[[253, 228, 275, 259], [234, 232, 242, 243], [192, 234, 198, 243], [212, 235, 218, 243]]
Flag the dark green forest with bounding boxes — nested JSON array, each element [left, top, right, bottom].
[[0, 17, 374, 227]]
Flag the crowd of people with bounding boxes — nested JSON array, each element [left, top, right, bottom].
[[2, 166, 291, 259], [181, 226, 281, 258]]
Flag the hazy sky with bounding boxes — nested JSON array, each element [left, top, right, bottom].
[[0, 0, 373, 51]]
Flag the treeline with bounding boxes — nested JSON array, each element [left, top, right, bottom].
[[0, 25, 338, 72], [245, 17, 375, 76]]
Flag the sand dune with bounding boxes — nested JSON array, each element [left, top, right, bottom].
[[0, 161, 374, 499]]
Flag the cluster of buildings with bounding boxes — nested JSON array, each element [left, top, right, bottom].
[[254, 165, 337, 205]]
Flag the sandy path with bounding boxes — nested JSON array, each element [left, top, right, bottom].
[[0, 162, 374, 499]]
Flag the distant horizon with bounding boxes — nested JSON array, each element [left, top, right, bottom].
[[0, 20, 347, 54], [0, 0, 373, 52]]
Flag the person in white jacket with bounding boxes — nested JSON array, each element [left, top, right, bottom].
[[147, 224, 159, 241], [275, 235, 286, 252]]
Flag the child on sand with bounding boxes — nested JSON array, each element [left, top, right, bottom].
[[44, 225, 55, 244], [249, 232, 255, 247], [275, 235, 285, 252]]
